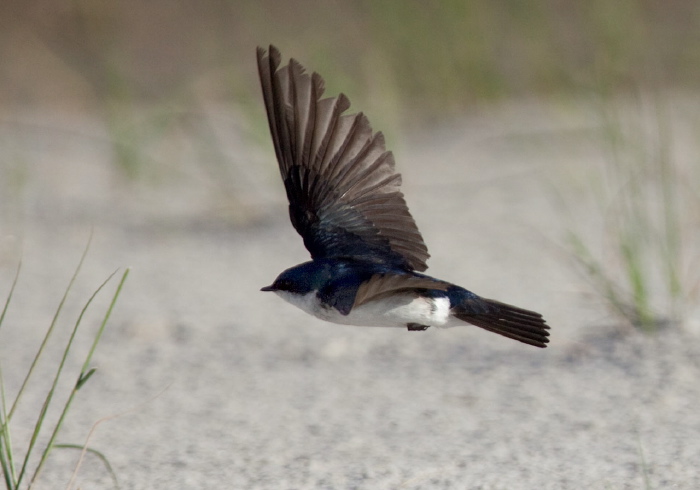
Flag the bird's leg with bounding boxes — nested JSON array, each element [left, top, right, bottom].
[[407, 323, 429, 331]]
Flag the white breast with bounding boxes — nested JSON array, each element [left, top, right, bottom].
[[274, 290, 452, 328]]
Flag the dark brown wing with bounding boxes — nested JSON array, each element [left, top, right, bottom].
[[353, 273, 450, 308], [257, 45, 430, 272]]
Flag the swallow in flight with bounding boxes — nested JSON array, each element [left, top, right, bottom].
[[258, 45, 549, 347]]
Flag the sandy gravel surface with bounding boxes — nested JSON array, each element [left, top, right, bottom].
[[1, 98, 700, 489]]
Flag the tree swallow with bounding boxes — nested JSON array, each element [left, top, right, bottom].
[[257, 45, 550, 348]]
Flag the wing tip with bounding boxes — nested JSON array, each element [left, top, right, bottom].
[[257, 44, 282, 70]]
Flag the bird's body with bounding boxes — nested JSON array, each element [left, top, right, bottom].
[[266, 258, 453, 329], [282, 288, 453, 329], [257, 45, 550, 348]]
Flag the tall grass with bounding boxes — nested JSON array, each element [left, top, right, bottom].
[[565, 91, 698, 331], [0, 244, 129, 489]]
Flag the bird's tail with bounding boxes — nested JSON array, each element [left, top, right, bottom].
[[453, 297, 550, 348]]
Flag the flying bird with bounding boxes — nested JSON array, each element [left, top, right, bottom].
[[257, 45, 550, 348]]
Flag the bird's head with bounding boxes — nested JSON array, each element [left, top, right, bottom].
[[260, 273, 306, 295], [261, 261, 330, 296]]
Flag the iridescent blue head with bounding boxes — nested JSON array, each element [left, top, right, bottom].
[[260, 260, 334, 295]]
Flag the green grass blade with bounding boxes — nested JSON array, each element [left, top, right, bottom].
[[7, 236, 92, 423], [0, 260, 22, 489], [0, 376, 15, 490], [0, 359, 16, 490], [27, 268, 129, 488], [0, 260, 21, 334], [19, 268, 119, 488], [78, 268, 130, 376], [619, 236, 653, 329]]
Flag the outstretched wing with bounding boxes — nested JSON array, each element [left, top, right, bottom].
[[257, 45, 430, 272]]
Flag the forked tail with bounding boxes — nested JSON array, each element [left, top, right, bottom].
[[453, 297, 550, 348]]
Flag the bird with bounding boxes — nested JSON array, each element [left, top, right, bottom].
[[257, 45, 550, 348]]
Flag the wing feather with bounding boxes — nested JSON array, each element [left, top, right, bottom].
[[353, 273, 450, 308], [257, 45, 430, 271]]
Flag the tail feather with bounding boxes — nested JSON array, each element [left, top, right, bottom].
[[454, 298, 550, 348]]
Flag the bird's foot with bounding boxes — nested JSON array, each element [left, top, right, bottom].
[[407, 323, 429, 332]]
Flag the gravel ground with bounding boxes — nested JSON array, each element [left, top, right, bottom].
[[1, 98, 699, 489]]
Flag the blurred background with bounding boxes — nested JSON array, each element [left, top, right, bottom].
[[2, 0, 700, 164], [3, 0, 700, 114], [2, 2, 700, 488]]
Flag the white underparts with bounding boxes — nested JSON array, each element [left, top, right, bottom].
[[274, 290, 456, 328]]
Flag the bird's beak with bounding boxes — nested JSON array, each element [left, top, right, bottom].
[[260, 285, 276, 292]]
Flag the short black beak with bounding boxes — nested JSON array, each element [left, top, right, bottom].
[[260, 285, 276, 292]]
